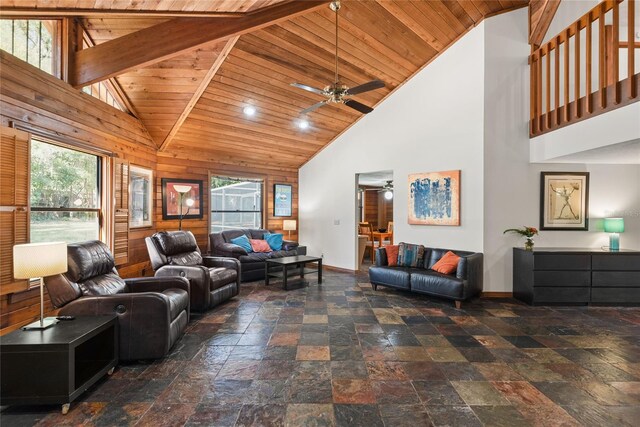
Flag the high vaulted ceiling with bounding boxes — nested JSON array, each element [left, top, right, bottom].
[[1, 0, 529, 169]]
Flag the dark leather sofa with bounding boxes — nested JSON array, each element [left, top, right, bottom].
[[369, 246, 483, 308], [44, 240, 190, 361], [146, 231, 240, 312], [209, 228, 298, 282]]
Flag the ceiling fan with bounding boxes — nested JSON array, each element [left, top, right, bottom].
[[290, 0, 384, 115], [378, 180, 394, 200]]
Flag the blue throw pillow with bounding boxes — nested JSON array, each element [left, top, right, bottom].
[[230, 235, 253, 253], [263, 233, 284, 251]]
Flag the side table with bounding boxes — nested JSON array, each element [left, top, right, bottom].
[[0, 315, 118, 414]]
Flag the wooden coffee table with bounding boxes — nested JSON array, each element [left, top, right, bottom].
[[265, 255, 323, 290]]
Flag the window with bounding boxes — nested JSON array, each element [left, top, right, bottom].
[[129, 165, 153, 228], [211, 176, 263, 232], [80, 35, 128, 112], [30, 139, 101, 243], [0, 19, 58, 76]]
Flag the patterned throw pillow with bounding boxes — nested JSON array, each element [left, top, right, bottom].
[[397, 243, 425, 268], [431, 251, 460, 275], [250, 239, 272, 253], [384, 245, 400, 266]]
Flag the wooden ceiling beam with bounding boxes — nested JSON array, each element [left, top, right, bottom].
[[529, 0, 562, 47], [0, 8, 245, 18], [158, 36, 239, 152], [70, 1, 328, 87]]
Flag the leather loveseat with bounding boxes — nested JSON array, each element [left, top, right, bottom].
[[146, 231, 240, 312], [44, 240, 190, 360], [209, 229, 299, 282], [369, 246, 483, 308]]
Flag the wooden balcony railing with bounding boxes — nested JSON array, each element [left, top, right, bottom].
[[530, 0, 639, 137]]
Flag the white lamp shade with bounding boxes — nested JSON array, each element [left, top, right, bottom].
[[173, 184, 192, 194], [283, 220, 297, 231], [13, 242, 68, 279]]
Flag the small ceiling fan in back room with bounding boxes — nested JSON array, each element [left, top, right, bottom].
[[378, 180, 394, 200], [290, 0, 384, 115]]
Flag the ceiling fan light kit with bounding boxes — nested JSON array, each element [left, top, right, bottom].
[[291, 0, 384, 116]]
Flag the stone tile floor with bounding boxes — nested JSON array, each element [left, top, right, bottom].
[[2, 270, 640, 426]]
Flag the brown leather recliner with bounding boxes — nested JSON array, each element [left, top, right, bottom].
[[145, 231, 240, 312], [44, 240, 190, 361]]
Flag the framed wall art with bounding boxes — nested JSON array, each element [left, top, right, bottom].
[[408, 170, 461, 226], [129, 165, 153, 228], [273, 184, 292, 217], [161, 178, 204, 220], [540, 172, 589, 230]]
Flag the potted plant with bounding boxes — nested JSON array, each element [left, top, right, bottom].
[[504, 226, 539, 251]]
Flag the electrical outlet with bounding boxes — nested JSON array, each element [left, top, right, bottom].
[[334, 219, 340, 225], [321, 253, 324, 258]]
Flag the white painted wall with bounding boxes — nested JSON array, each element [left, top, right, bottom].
[[300, 8, 640, 292], [484, 9, 640, 292], [530, 102, 640, 162], [299, 23, 487, 271]]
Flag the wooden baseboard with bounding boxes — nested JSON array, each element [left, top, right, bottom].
[[481, 291, 513, 298], [324, 264, 357, 274]]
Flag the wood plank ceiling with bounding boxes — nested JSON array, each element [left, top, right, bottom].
[[4, 0, 529, 169]]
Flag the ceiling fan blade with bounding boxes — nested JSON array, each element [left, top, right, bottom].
[[301, 100, 328, 115], [346, 79, 385, 96], [344, 99, 374, 114], [290, 82, 325, 96]]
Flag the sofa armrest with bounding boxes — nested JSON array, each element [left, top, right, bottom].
[[212, 242, 248, 258], [202, 256, 241, 272], [155, 265, 210, 311], [375, 248, 388, 266], [60, 293, 175, 360], [125, 276, 190, 294], [457, 253, 483, 299], [282, 240, 299, 251]]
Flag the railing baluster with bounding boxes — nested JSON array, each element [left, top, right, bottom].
[[530, 53, 537, 135], [555, 38, 560, 125], [546, 47, 551, 129], [629, 0, 636, 99], [612, 0, 619, 104], [599, 2, 606, 109], [564, 28, 571, 122], [574, 21, 581, 118], [537, 51, 543, 132], [586, 12, 592, 113]]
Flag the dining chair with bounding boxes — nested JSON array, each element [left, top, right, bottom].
[[359, 222, 379, 262], [384, 221, 394, 245]]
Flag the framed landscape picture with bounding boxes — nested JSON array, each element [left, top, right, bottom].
[[129, 165, 153, 228], [273, 184, 292, 217], [408, 170, 461, 226], [161, 178, 204, 220], [540, 172, 589, 230]]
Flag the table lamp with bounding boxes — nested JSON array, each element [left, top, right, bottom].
[[13, 242, 68, 330], [604, 218, 624, 251], [283, 220, 297, 239]]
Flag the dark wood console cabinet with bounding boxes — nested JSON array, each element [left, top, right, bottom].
[[513, 248, 640, 305], [0, 316, 118, 414]]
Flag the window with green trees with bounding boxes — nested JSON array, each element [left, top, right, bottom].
[[30, 140, 101, 243], [0, 19, 58, 76]]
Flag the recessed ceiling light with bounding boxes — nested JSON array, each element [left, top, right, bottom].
[[243, 106, 256, 116], [297, 120, 309, 130]]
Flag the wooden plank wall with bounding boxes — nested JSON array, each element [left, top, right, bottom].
[[0, 52, 158, 333], [156, 152, 299, 249], [0, 52, 300, 334]]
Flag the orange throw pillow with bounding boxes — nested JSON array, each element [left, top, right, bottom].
[[384, 245, 400, 266], [250, 239, 272, 253], [431, 251, 460, 275]]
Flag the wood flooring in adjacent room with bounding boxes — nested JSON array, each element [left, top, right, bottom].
[[2, 270, 639, 426]]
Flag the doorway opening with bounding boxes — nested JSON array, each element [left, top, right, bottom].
[[356, 171, 394, 272]]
